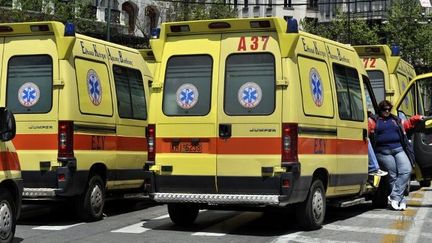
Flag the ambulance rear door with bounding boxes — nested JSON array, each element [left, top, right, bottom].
[[155, 34, 221, 193], [2, 35, 59, 188], [216, 32, 283, 194]]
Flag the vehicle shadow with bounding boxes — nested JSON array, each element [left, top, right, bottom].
[[17, 198, 158, 225], [150, 203, 372, 237], [12, 237, 24, 243]]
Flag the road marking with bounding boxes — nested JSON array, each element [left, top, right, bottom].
[[324, 224, 406, 236], [322, 219, 432, 240], [33, 223, 85, 231], [110, 222, 150, 234], [152, 214, 170, 220], [272, 232, 360, 243], [192, 232, 226, 236], [403, 188, 432, 243], [357, 213, 416, 221]]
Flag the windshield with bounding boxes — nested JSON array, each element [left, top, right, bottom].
[[398, 77, 432, 117]]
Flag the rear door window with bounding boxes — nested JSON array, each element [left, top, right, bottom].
[[163, 55, 212, 116], [367, 70, 385, 103], [7, 55, 53, 113], [224, 53, 275, 115]]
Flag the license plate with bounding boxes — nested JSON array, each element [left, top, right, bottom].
[[171, 143, 202, 153]]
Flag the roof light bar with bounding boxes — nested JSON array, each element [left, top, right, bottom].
[[0, 26, 13, 33], [30, 24, 49, 32], [250, 21, 270, 28], [364, 47, 381, 53], [170, 25, 190, 33], [208, 22, 231, 29]]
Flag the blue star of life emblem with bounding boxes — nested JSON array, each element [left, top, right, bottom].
[[176, 83, 199, 109], [18, 82, 40, 107], [238, 82, 262, 108], [87, 70, 102, 106], [243, 87, 257, 104], [310, 68, 323, 107], [181, 88, 194, 105]]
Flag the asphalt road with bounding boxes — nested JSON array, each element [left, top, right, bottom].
[[14, 183, 432, 243]]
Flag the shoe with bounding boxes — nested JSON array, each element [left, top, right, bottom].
[[369, 169, 388, 177], [399, 202, 407, 211], [388, 196, 401, 210]]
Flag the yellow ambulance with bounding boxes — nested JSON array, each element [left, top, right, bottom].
[[353, 45, 432, 186], [0, 107, 22, 242], [354, 45, 416, 115], [140, 49, 156, 79], [144, 17, 386, 230], [0, 21, 151, 221]]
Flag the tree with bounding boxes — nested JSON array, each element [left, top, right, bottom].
[[384, 0, 432, 73], [159, 0, 237, 22], [301, 8, 380, 45], [0, 0, 97, 32]]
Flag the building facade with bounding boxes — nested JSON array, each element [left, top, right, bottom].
[[92, 0, 160, 37]]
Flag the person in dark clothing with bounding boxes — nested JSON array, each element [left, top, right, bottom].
[[368, 100, 423, 211]]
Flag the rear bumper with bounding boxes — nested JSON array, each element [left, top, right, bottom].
[[22, 158, 89, 199], [153, 193, 281, 205], [144, 169, 307, 206]]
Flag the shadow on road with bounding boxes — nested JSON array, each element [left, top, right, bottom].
[[150, 203, 373, 237], [17, 198, 158, 225]]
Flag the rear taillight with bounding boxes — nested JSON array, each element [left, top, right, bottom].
[[58, 121, 74, 158], [282, 123, 298, 162], [147, 124, 156, 162]]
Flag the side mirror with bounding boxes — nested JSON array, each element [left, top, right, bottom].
[[0, 107, 16, 142]]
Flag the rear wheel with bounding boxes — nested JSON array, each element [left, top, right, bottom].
[[295, 179, 325, 230], [168, 203, 199, 226], [0, 188, 15, 243], [76, 175, 105, 221]]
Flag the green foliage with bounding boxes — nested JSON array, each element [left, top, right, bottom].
[[0, 0, 97, 32], [208, 0, 237, 19], [383, 0, 432, 71], [301, 1, 432, 73], [301, 9, 380, 45], [164, 0, 237, 21]]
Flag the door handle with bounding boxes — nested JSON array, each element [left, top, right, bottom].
[[219, 124, 232, 139]]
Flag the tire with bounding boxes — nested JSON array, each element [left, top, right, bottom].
[[0, 188, 15, 243], [372, 176, 389, 208], [168, 203, 199, 226], [419, 180, 431, 188], [295, 179, 326, 230], [76, 175, 105, 222]]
